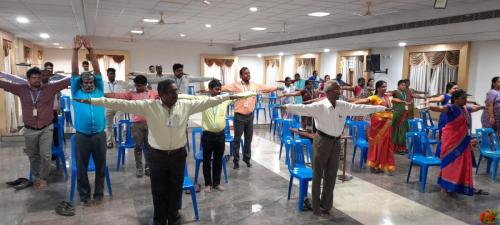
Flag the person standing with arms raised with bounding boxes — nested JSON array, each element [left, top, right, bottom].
[[280, 80, 388, 216], [222, 67, 281, 169]]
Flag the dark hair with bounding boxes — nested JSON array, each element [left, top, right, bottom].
[[313, 70, 318, 74], [149, 65, 155, 69], [208, 79, 222, 89], [107, 68, 116, 74], [133, 75, 147, 85], [397, 79, 406, 86], [305, 80, 313, 86], [374, 80, 386, 95], [357, 77, 365, 84], [26, 67, 41, 79], [368, 78, 374, 83], [324, 75, 330, 79], [239, 67, 248, 75], [294, 73, 300, 77], [336, 73, 342, 77], [157, 79, 175, 95], [285, 76, 291, 81], [82, 61, 89, 65], [445, 82, 457, 92], [451, 89, 467, 104], [43, 62, 53, 68], [172, 63, 183, 72], [491, 77, 499, 89]]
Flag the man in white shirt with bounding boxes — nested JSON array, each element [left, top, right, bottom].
[[282, 80, 388, 216], [74, 79, 244, 225], [103, 67, 131, 148]]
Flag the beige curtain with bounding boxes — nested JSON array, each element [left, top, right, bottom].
[[3, 40, 19, 132], [296, 58, 314, 79], [204, 58, 235, 84], [265, 59, 279, 85]]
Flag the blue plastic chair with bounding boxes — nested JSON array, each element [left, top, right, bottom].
[[226, 103, 234, 116], [405, 132, 441, 193], [287, 139, 313, 211], [419, 110, 439, 137], [408, 118, 440, 155], [279, 119, 300, 163], [254, 95, 267, 123], [191, 128, 228, 185], [188, 85, 195, 95], [69, 135, 112, 204], [349, 121, 369, 169], [224, 117, 243, 158], [475, 128, 500, 182], [269, 104, 283, 137], [267, 92, 279, 118], [182, 163, 199, 221], [115, 119, 135, 171], [60, 95, 72, 127]]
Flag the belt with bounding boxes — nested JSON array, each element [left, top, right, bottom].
[[235, 112, 253, 117], [24, 124, 49, 131], [317, 130, 341, 140], [151, 146, 185, 155], [202, 130, 225, 136]]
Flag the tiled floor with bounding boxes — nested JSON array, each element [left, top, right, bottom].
[[0, 120, 499, 225]]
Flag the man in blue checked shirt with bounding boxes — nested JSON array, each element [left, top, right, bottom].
[[70, 36, 106, 206]]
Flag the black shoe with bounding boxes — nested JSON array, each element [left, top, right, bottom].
[[55, 201, 75, 216], [243, 160, 252, 168], [13, 180, 33, 190], [145, 168, 150, 176], [6, 178, 28, 186], [233, 162, 240, 169]]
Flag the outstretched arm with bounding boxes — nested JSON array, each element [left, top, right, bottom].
[[0, 72, 28, 84], [426, 95, 445, 103], [188, 75, 215, 83], [471, 105, 485, 112], [428, 105, 448, 113], [352, 98, 371, 104], [83, 37, 100, 75], [74, 98, 146, 115]]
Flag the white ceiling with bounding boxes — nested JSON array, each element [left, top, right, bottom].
[[0, 0, 495, 48]]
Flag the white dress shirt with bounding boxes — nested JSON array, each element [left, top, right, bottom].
[[91, 95, 230, 150], [285, 98, 386, 137], [147, 75, 214, 94], [104, 80, 130, 93]]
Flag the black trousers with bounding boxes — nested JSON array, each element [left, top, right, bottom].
[[75, 131, 106, 201], [233, 113, 254, 163], [149, 147, 186, 225], [52, 110, 59, 147], [202, 131, 225, 187]]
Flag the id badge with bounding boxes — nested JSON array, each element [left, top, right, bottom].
[[405, 105, 409, 111], [33, 108, 38, 117], [167, 118, 173, 128], [244, 99, 249, 108]]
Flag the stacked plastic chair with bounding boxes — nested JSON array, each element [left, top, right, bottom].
[[191, 127, 228, 185], [405, 132, 441, 192], [287, 139, 313, 211], [475, 128, 500, 182]]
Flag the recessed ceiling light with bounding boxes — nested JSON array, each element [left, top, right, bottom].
[[53, 43, 60, 46], [249, 7, 258, 12], [251, 27, 266, 31], [205, 24, 212, 28], [278, 52, 284, 56], [324, 48, 330, 53], [143, 18, 159, 23], [39, 33, 50, 39], [203, 0, 211, 5], [16, 16, 30, 24], [179, 33, 186, 37], [308, 12, 330, 17], [130, 30, 143, 34], [398, 42, 407, 47], [434, 0, 447, 9], [257, 54, 262, 58], [58, 46, 64, 49]]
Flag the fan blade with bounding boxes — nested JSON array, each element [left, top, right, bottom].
[[161, 21, 185, 25]]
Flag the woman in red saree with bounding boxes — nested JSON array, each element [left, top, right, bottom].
[[427, 89, 484, 195], [354, 81, 395, 173]]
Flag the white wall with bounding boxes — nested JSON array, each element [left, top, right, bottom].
[[237, 56, 264, 84], [371, 47, 404, 90], [468, 40, 500, 130], [283, 55, 294, 78], [320, 52, 338, 78], [44, 37, 233, 76]]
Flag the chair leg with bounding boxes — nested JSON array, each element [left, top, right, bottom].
[[491, 158, 499, 182], [194, 160, 201, 185], [297, 180, 305, 211], [105, 166, 113, 196], [420, 165, 428, 193], [264, 109, 267, 122], [55, 156, 60, 171], [287, 176, 293, 200], [190, 186, 199, 221], [61, 154, 68, 179], [351, 146, 357, 164], [229, 141, 234, 157], [222, 156, 228, 184], [486, 158, 492, 174], [406, 161, 413, 183], [121, 149, 125, 165], [476, 154, 483, 175], [279, 141, 284, 160], [70, 171, 77, 204], [116, 148, 122, 171]]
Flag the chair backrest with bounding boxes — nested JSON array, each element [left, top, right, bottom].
[[419, 110, 435, 127], [61, 96, 71, 111], [271, 104, 281, 119], [53, 116, 65, 150], [290, 139, 311, 169], [406, 132, 433, 158], [224, 118, 232, 137], [476, 128, 499, 152], [188, 86, 195, 95], [191, 127, 203, 156], [269, 91, 277, 98], [281, 119, 300, 139], [117, 119, 134, 146], [349, 121, 368, 142], [71, 135, 96, 171], [408, 118, 423, 132]]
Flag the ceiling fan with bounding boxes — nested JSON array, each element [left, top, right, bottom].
[[156, 11, 185, 25], [267, 22, 290, 34], [208, 39, 216, 47], [117, 35, 136, 43], [226, 33, 246, 42], [351, 1, 399, 17]]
